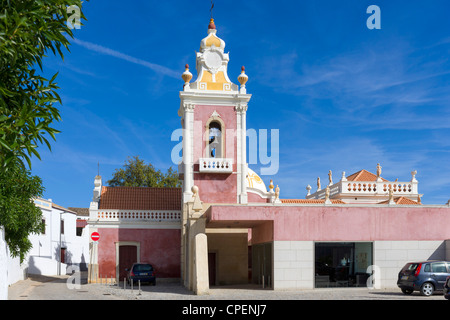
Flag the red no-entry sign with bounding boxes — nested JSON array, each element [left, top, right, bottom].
[[91, 232, 100, 242]]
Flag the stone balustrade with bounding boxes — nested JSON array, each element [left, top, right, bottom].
[[89, 209, 181, 222], [198, 158, 233, 173], [306, 180, 418, 200]]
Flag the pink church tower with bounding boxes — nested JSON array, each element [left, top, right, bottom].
[[179, 19, 251, 204]]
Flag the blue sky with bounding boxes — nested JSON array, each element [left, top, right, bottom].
[[33, 0, 450, 207]]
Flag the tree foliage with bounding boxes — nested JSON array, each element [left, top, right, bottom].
[[0, 0, 86, 261], [0, 0, 86, 170], [108, 156, 182, 188], [0, 159, 44, 262]]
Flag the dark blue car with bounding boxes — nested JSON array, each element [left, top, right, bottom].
[[397, 261, 450, 296], [126, 263, 156, 286]]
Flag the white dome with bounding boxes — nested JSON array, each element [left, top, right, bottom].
[[246, 168, 267, 194]]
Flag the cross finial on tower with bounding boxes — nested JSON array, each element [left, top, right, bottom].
[[210, 0, 214, 18]]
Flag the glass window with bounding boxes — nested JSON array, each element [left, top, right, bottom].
[[315, 242, 373, 288], [431, 262, 447, 273], [133, 264, 153, 272], [41, 219, 46, 235], [402, 263, 420, 272], [424, 264, 431, 272]]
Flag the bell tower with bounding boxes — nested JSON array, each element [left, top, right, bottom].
[[179, 18, 251, 204]]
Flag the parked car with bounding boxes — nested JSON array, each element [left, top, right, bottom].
[[397, 260, 450, 296], [444, 276, 450, 300], [126, 263, 156, 285]]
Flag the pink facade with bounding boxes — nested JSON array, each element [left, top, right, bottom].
[[193, 105, 237, 163], [194, 173, 237, 203], [97, 228, 180, 278], [206, 205, 450, 244], [248, 192, 270, 203], [192, 104, 239, 204]]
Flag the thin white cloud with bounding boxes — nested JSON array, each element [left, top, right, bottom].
[[71, 38, 179, 79]]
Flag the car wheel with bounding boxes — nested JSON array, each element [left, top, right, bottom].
[[420, 282, 434, 296], [401, 288, 413, 295]]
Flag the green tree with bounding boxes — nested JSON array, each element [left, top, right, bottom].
[[0, 0, 87, 170], [0, 0, 87, 260], [0, 159, 45, 262], [108, 156, 182, 188]]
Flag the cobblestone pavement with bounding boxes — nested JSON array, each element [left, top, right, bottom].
[[8, 274, 447, 301]]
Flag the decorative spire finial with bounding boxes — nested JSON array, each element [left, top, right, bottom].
[[269, 179, 274, 192], [210, 0, 215, 19], [376, 163, 383, 182], [182, 64, 193, 86], [411, 170, 417, 182], [208, 18, 216, 30], [238, 66, 248, 87]]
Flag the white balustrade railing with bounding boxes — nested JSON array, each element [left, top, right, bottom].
[[89, 210, 181, 222], [306, 180, 418, 199], [345, 182, 412, 193], [199, 158, 233, 173]]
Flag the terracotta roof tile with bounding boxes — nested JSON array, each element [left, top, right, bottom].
[[281, 199, 346, 204], [51, 203, 77, 214], [68, 207, 90, 216], [378, 196, 421, 205], [99, 186, 182, 210], [346, 169, 388, 182]]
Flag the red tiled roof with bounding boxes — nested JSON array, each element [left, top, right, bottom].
[[52, 203, 77, 214], [99, 186, 182, 210], [346, 169, 388, 182], [68, 207, 89, 216], [378, 196, 421, 205], [281, 199, 346, 204]]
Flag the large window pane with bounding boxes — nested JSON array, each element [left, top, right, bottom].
[[315, 242, 373, 288]]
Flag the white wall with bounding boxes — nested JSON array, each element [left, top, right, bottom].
[[1, 227, 29, 300], [0, 227, 8, 300], [7, 254, 26, 286], [1, 200, 90, 300], [374, 240, 447, 289], [273, 241, 314, 290], [27, 204, 90, 276], [27, 256, 67, 276], [272, 240, 448, 290]]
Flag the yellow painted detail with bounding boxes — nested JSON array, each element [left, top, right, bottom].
[[207, 82, 224, 90], [200, 71, 213, 83], [215, 71, 227, 83], [199, 71, 230, 91], [205, 34, 221, 47], [246, 168, 267, 193]]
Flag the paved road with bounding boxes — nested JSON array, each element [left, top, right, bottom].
[[8, 273, 448, 301]]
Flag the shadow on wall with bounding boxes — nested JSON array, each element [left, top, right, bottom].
[[50, 244, 87, 272], [446, 240, 450, 261], [427, 241, 448, 261], [27, 244, 74, 276]]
